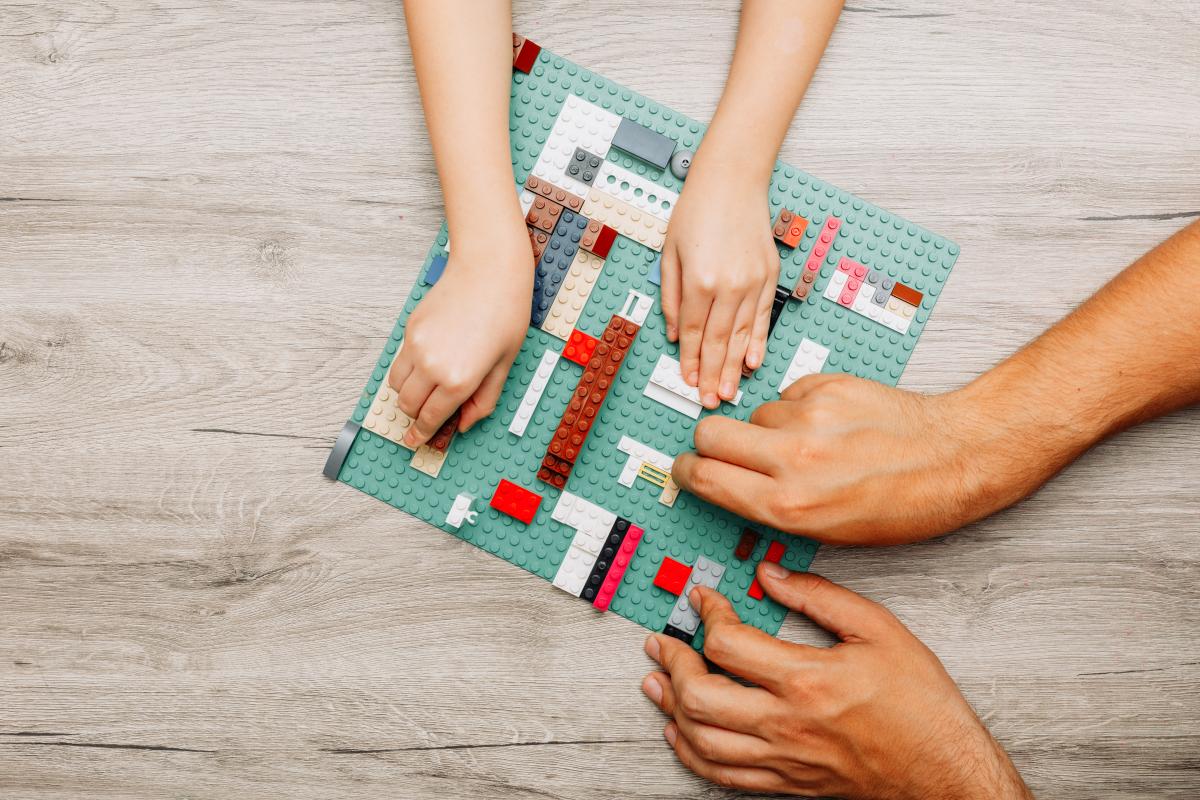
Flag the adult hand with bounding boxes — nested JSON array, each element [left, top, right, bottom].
[[660, 164, 779, 409], [641, 565, 1032, 799], [388, 226, 532, 446], [671, 373, 1031, 546]]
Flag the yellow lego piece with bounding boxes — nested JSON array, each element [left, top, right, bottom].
[[638, 462, 670, 488]]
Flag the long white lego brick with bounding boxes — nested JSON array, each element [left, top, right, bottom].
[[552, 491, 618, 533], [362, 342, 417, 450], [644, 354, 742, 419], [643, 381, 701, 418], [552, 542, 600, 596], [618, 290, 653, 326], [508, 348, 561, 437], [541, 248, 604, 341], [592, 161, 678, 223], [667, 556, 726, 635], [582, 188, 669, 252], [780, 338, 831, 394]]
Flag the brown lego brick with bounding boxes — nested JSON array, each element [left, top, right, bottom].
[[525, 196, 563, 233], [772, 208, 808, 249], [734, 528, 760, 561], [890, 282, 923, 307], [428, 409, 460, 453], [528, 226, 550, 261], [526, 175, 584, 212]]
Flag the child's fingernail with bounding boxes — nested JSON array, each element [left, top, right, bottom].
[[719, 381, 734, 399], [764, 562, 790, 579], [642, 675, 663, 703], [667, 326, 677, 340], [687, 371, 699, 386], [644, 635, 661, 660], [702, 392, 718, 408], [664, 724, 677, 746]]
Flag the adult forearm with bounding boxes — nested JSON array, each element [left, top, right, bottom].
[[960, 220, 1200, 508], [697, 0, 843, 184], [404, 0, 522, 245]]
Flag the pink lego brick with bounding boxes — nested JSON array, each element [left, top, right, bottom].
[[593, 524, 644, 612]]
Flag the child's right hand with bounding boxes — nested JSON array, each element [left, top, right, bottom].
[[388, 225, 534, 447]]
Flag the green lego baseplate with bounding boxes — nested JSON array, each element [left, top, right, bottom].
[[330, 42, 959, 648]]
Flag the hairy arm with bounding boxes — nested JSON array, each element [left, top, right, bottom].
[[662, 0, 844, 408]]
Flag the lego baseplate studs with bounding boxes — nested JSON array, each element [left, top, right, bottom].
[[823, 257, 922, 334], [331, 36, 958, 648]]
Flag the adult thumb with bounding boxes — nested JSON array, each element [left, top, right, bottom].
[[756, 563, 899, 643]]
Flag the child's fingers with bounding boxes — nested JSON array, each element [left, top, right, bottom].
[[677, 278, 712, 390], [745, 281, 775, 371], [659, 246, 683, 343], [459, 362, 508, 431], [407, 385, 458, 446], [718, 298, 756, 400], [387, 349, 414, 394], [396, 370, 434, 423], [697, 296, 739, 409]]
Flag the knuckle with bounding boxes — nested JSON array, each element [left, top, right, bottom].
[[676, 683, 706, 718], [686, 460, 717, 495], [690, 728, 720, 761], [701, 628, 734, 662], [709, 766, 740, 789]]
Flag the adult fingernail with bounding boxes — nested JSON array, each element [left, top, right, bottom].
[[764, 562, 790, 579], [642, 675, 663, 703], [644, 635, 661, 660], [664, 723, 677, 746], [719, 381, 734, 399], [689, 588, 702, 611]]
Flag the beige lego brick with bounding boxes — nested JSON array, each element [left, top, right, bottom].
[[410, 443, 449, 477], [581, 188, 668, 252], [362, 343, 416, 450], [659, 479, 681, 508], [541, 248, 605, 340]]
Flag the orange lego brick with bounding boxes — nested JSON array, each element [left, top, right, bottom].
[[525, 196, 563, 233], [772, 208, 808, 249], [890, 283, 923, 307]]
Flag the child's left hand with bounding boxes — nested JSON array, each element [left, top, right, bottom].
[[660, 164, 780, 408]]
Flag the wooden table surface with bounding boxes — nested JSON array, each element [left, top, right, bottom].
[[2, 2, 1198, 797]]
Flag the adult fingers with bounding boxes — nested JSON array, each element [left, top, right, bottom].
[[642, 669, 775, 732], [692, 415, 778, 475], [779, 372, 851, 402], [757, 565, 903, 644], [659, 246, 683, 343], [459, 361, 508, 431], [697, 296, 739, 409], [406, 386, 458, 447], [672, 453, 776, 524], [717, 296, 755, 402], [666, 723, 785, 794], [677, 271, 713, 391], [692, 587, 820, 693], [745, 281, 775, 372], [648, 674, 774, 768]]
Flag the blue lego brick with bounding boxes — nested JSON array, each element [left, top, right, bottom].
[[611, 117, 675, 170], [531, 209, 588, 326], [423, 254, 448, 286], [334, 42, 959, 649], [648, 255, 661, 286]]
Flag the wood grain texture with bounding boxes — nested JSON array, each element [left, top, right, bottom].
[[1, 1, 1198, 797]]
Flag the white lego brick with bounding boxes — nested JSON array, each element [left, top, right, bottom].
[[592, 161, 678, 222], [618, 456, 640, 487], [569, 524, 611, 557], [780, 338, 831, 394], [617, 436, 673, 471], [559, 95, 621, 156], [508, 348, 561, 437], [446, 493, 477, 529], [552, 544, 599, 597], [823, 269, 848, 303], [882, 297, 916, 334], [519, 189, 537, 218], [619, 290, 653, 326], [552, 491, 618, 533], [643, 380, 702, 419], [646, 354, 742, 420]]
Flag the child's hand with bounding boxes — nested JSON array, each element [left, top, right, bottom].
[[388, 227, 533, 447], [660, 166, 779, 408]]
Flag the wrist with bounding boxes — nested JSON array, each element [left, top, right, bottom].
[[691, 123, 778, 190]]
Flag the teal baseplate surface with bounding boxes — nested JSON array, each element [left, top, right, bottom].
[[331, 44, 959, 647]]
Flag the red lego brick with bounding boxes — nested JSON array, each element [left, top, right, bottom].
[[891, 282, 923, 307], [748, 541, 787, 600], [525, 196, 563, 233], [489, 479, 542, 525], [563, 329, 599, 366], [580, 220, 617, 259], [512, 35, 541, 74], [427, 409, 461, 453], [525, 175, 583, 212], [653, 557, 693, 596], [734, 528, 760, 561], [772, 208, 808, 249]]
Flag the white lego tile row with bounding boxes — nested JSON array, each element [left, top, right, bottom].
[[552, 491, 618, 533], [780, 338, 831, 394], [619, 290, 653, 326], [581, 188, 669, 252], [541, 249, 605, 341], [592, 161, 678, 223], [509, 348, 561, 437], [643, 354, 742, 419], [823, 271, 915, 335]]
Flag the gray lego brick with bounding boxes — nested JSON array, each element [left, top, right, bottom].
[[323, 420, 362, 480], [566, 147, 603, 186], [666, 556, 727, 635], [611, 118, 675, 170]]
